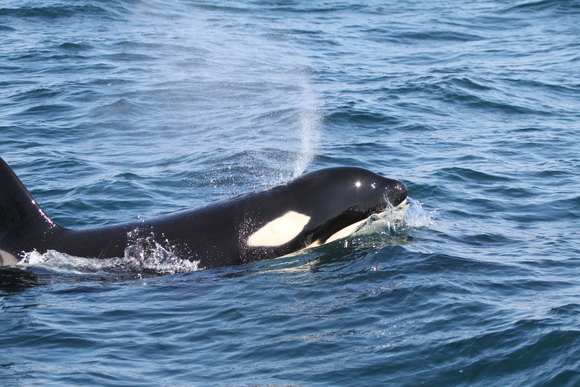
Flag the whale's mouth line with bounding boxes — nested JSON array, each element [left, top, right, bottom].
[[306, 198, 409, 249], [392, 198, 409, 211], [383, 184, 408, 208]]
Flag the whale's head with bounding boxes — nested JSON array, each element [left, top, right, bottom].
[[245, 167, 407, 251], [291, 167, 407, 245]]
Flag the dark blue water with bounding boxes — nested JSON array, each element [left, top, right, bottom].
[[1, 0, 580, 385]]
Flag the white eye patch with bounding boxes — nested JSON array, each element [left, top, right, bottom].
[[247, 211, 311, 247]]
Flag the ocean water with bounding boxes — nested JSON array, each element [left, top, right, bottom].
[[1, 0, 579, 385]]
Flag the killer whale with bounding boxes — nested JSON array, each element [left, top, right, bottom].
[[0, 158, 407, 269]]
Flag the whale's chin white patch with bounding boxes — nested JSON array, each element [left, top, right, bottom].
[[247, 211, 311, 247], [306, 218, 367, 249], [306, 200, 409, 249], [0, 249, 19, 266]]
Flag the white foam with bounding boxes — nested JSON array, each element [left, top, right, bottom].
[[16, 242, 200, 277]]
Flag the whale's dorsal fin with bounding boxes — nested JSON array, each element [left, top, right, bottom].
[[0, 158, 57, 247]]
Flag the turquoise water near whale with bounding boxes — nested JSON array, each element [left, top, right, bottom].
[[1, 0, 579, 385]]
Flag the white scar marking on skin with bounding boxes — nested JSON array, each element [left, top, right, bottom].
[[247, 211, 311, 247]]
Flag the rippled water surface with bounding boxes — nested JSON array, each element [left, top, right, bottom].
[[1, 0, 579, 385]]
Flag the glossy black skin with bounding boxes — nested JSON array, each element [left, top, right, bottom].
[[0, 158, 407, 269]]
